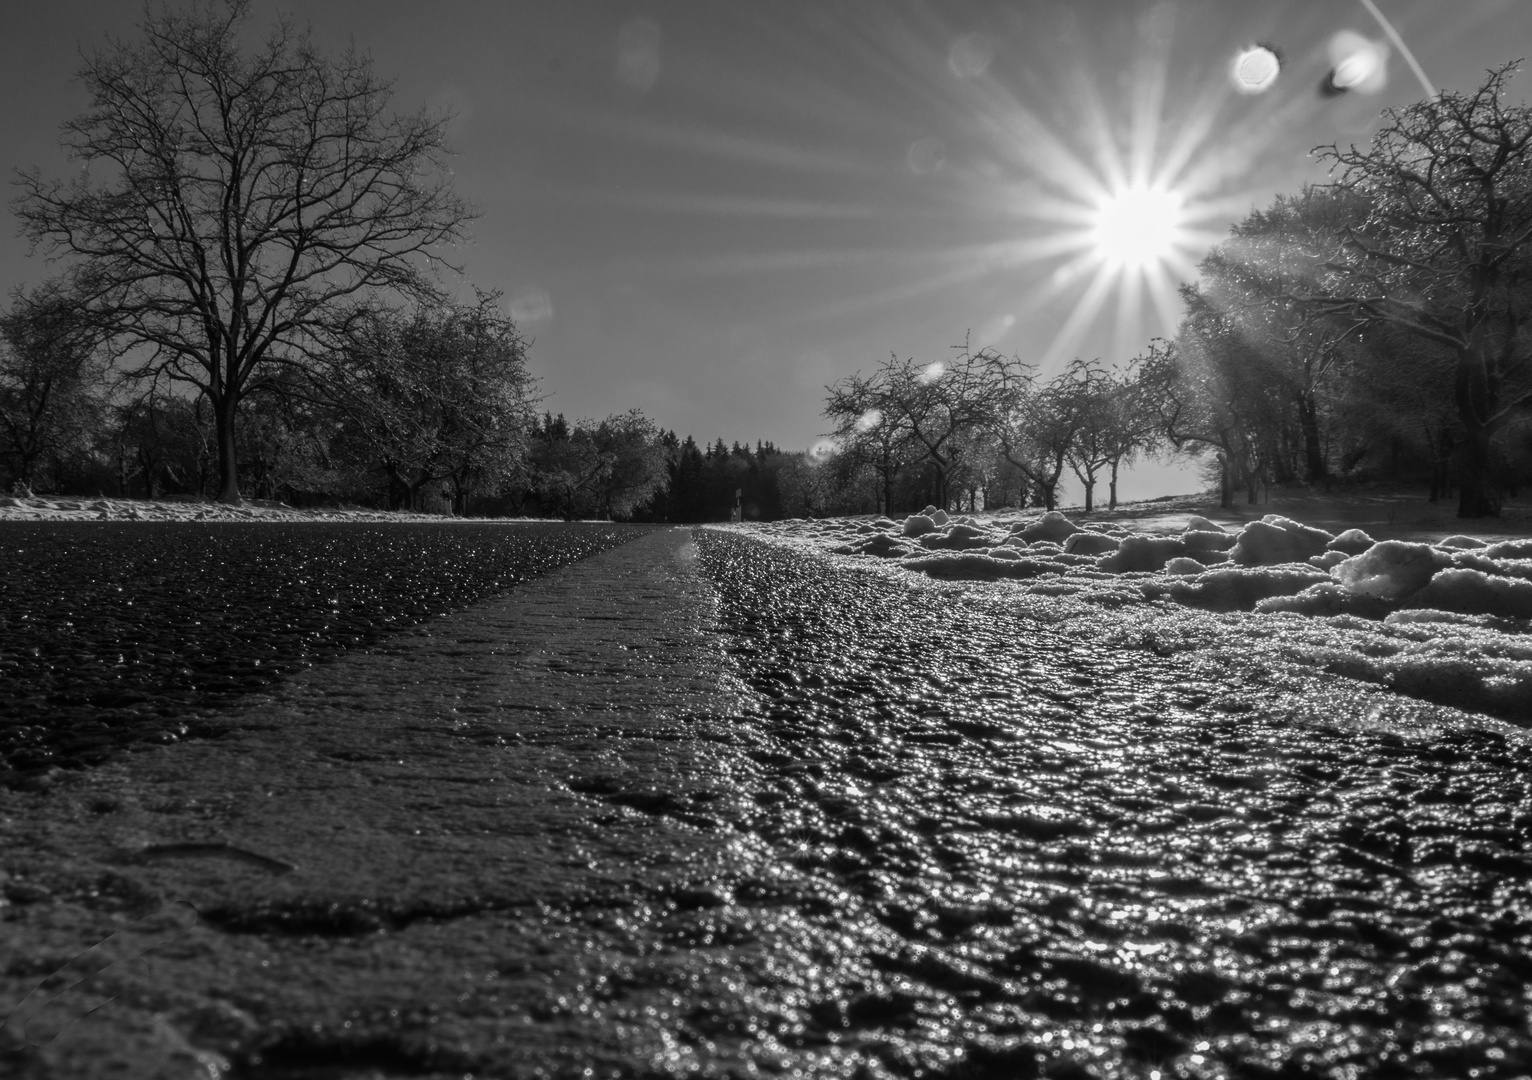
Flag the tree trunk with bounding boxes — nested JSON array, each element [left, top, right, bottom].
[[1082, 474, 1095, 513], [1298, 394, 1326, 483], [215, 394, 241, 503], [1108, 460, 1120, 509], [1218, 453, 1234, 509], [382, 461, 409, 511], [1457, 421, 1499, 517], [1455, 344, 1501, 518], [408, 476, 433, 513]]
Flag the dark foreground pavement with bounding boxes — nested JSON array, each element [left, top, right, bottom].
[[3, 526, 1531, 1079]]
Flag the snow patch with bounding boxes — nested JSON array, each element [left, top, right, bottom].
[[1230, 517, 1334, 566], [729, 506, 1532, 726], [1015, 511, 1082, 544], [1332, 541, 1451, 600], [1099, 535, 1188, 574]]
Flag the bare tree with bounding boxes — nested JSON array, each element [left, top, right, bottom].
[[824, 341, 1000, 511], [982, 354, 1085, 512], [1097, 356, 1164, 509], [1060, 358, 1117, 512], [823, 382, 919, 516], [12, 0, 474, 502]]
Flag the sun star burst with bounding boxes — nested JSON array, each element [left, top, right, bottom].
[[1090, 185, 1187, 272]]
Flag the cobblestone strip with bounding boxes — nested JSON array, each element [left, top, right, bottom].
[[0, 527, 749, 1079]]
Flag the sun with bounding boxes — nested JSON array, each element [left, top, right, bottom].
[[1089, 185, 1187, 271]]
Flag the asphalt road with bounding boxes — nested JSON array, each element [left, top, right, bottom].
[[2, 524, 1530, 1079]]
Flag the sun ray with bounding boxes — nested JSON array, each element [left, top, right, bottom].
[[1071, 68, 1130, 197], [1111, 266, 1146, 363], [1127, 6, 1176, 187], [566, 5, 1310, 377], [1146, 271, 1185, 337], [793, 258, 1004, 323], [1038, 262, 1120, 374]]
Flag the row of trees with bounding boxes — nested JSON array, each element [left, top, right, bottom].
[[824, 345, 1156, 516], [0, 285, 682, 516], [820, 62, 1532, 519]]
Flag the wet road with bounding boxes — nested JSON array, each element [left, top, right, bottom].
[[4, 525, 1531, 1078], [0, 521, 641, 783]]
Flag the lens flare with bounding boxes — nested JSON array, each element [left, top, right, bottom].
[[906, 137, 946, 175], [854, 408, 883, 432], [1229, 45, 1281, 94], [509, 287, 554, 324], [1325, 31, 1388, 95], [917, 360, 945, 384], [948, 33, 996, 79], [615, 18, 663, 94]]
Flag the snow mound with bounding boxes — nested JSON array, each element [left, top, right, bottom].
[[1451, 553, 1532, 585], [1015, 511, 1081, 544], [1156, 565, 1329, 612], [1063, 531, 1120, 556], [900, 551, 1066, 580], [1327, 528, 1376, 556], [1409, 568, 1532, 620], [1333, 541, 1451, 600], [1230, 517, 1334, 566], [1385, 608, 1529, 633], [1098, 535, 1187, 573], [1482, 539, 1532, 560], [902, 514, 937, 538], [1255, 583, 1395, 620], [916, 522, 997, 551], [1437, 534, 1485, 550], [1183, 529, 1237, 552], [833, 532, 913, 559], [1184, 515, 1226, 533]]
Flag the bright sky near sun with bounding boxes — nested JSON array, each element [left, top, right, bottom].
[[2, 0, 1529, 497]]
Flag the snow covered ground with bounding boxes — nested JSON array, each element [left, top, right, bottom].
[[731, 500, 1532, 728]]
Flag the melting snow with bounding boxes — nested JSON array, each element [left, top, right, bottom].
[[740, 504, 1532, 726]]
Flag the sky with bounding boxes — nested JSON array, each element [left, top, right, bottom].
[[2, 0, 1530, 500]]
